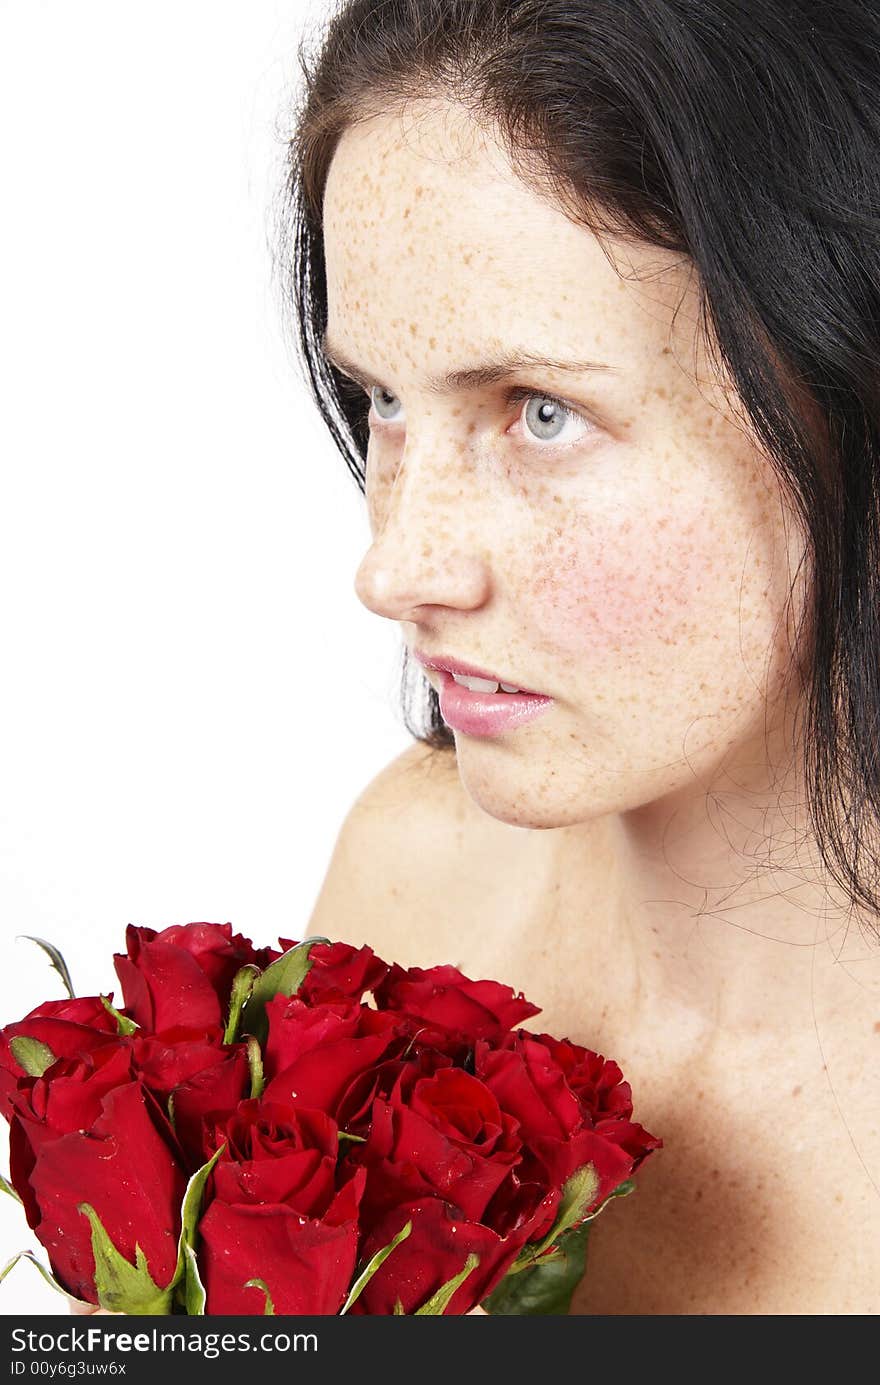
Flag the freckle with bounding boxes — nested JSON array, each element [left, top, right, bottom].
[[409, 321, 419, 338], [415, 185, 424, 197], [403, 206, 411, 218], [835, 1193, 843, 1203], [694, 1188, 703, 1201], [696, 1090, 704, 1099], [791, 1085, 801, 1097], [874, 1020, 880, 1033], [463, 251, 472, 265], [429, 337, 436, 349]]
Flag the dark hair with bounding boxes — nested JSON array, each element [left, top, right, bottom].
[[274, 0, 880, 930]]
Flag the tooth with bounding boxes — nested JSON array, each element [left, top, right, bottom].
[[499, 682, 522, 693], [452, 673, 500, 692]]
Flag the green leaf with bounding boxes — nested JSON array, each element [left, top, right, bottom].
[[78, 1204, 173, 1314], [244, 1278, 275, 1315], [0, 1172, 22, 1205], [246, 1035, 264, 1099], [99, 994, 138, 1036], [241, 937, 328, 1045], [19, 936, 75, 999], [0, 1249, 85, 1303], [223, 964, 260, 1045], [339, 1219, 413, 1315], [481, 1220, 592, 1315], [414, 1253, 480, 1315], [9, 1035, 55, 1078], [170, 1143, 226, 1314]]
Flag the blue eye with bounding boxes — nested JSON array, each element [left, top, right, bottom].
[[369, 385, 402, 421], [507, 386, 592, 448], [519, 394, 576, 443]]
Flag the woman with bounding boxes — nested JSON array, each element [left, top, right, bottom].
[[285, 0, 880, 1313]]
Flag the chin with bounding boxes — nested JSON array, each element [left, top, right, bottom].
[[455, 759, 605, 832]]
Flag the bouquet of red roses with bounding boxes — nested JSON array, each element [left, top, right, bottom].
[[0, 924, 660, 1315]]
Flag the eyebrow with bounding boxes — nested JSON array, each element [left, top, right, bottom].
[[320, 330, 620, 394]]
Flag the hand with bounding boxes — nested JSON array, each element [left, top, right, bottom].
[[67, 1298, 114, 1316]]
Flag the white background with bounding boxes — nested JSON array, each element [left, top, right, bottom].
[[0, 0, 412, 1313]]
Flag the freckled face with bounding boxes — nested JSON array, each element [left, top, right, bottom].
[[321, 100, 809, 828]]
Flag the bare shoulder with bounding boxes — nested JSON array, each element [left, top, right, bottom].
[[304, 740, 475, 964]]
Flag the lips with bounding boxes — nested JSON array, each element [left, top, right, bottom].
[[411, 646, 546, 696], [435, 669, 555, 737]]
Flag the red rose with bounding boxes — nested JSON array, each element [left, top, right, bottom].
[[132, 1028, 251, 1169], [476, 1032, 661, 1211], [204, 1099, 343, 1209], [262, 996, 403, 1117], [0, 997, 118, 1116], [271, 938, 390, 1004], [348, 1193, 554, 1315], [197, 1104, 366, 1315], [113, 922, 270, 1033], [22, 1079, 186, 1303], [520, 1032, 636, 1121], [333, 1047, 455, 1132], [372, 963, 541, 1047], [344, 1065, 524, 1230], [9, 1041, 135, 1229]]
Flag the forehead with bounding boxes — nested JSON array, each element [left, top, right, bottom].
[[321, 100, 701, 380]]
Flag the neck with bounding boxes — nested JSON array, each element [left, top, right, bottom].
[[551, 704, 877, 1049]]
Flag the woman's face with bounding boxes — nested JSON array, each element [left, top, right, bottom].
[[321, 99, 809, 831]]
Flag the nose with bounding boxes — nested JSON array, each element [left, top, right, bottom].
[[353, 439, 491, 624]]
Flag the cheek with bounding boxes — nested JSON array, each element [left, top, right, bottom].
[[526, 508, 736, 654]]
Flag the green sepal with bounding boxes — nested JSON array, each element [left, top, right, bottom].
[[182, 1245, 206, 1315], [0, 1249, 91, 1307], [508, 1162, 600, 1275], [78, 1204, 173, 1314], [223, 964, 260, 1045], [19, 936, 75, 999], [244, 1278, 275, 1315], [99, 994, 138, 1036], [339, 1219, 413, 1315], [241, 937, 328, 1045], [393, 1297, 405, 1315], [414, 1253, 480, 1315], [337, 1130, 366, 1145], [0, 1172, 22, 1205], [246, 1036, 264, 1099], [171, 1143, 226, 1315], [9, 1035, 55, 1078]]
